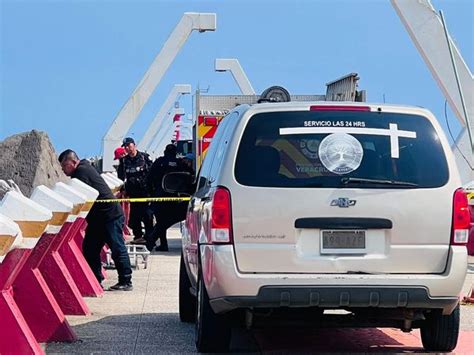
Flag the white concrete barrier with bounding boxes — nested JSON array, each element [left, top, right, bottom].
[[106, 173, 124, 187], [0, 191, 52, 249], [0, 213, 22, 263], [53, 183, 87, 223], [31, 186, 73, 234], [101, 173, 120, 193], [67, 178, 99, 219], [101, 174, 116, 192]]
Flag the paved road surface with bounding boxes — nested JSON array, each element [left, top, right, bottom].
[[46, 229, 474, 354]]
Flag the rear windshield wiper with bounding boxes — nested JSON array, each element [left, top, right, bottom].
[[340, 177, 419, 187], [299, 182, 324, 188]]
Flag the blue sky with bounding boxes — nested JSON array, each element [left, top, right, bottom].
[[1, 0, 472, 159]]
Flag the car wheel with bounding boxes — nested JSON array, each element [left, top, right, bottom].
[[179, 253, 196, 323], [195, 271, 231, 352], [420, 304, 460, 352]]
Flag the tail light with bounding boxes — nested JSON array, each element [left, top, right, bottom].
[[451, 189, 470, 245], [210, 187, 233, 244]]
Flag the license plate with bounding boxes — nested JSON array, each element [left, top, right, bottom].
[[320, 230, 366, 254]]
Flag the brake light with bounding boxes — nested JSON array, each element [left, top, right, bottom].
[[210, 187, 233, 244], [309, 105, 370, 112], [451, 189, 470, 245]]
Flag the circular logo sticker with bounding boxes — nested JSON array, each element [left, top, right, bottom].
[[300, 139, 320, 160], [318, 133, 364, 175]]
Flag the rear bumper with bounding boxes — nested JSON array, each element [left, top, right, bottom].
[[210, 286, 459, 315], [200, 245, 467, 314]]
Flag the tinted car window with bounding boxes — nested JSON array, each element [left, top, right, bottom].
[[197, 113, 231, 190], [235, 111, 449, 188], [209, 112, 237, 182]]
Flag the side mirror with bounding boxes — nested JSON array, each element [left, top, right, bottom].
[[163, 172, 195, 195]]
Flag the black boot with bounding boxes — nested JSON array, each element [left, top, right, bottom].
[[108, 281, 133, 291], [155, 244, 169, 252]]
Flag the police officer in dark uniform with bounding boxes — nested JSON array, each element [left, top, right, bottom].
[[117, 137, 153, 244], [59, 149, 133, 291], [145, 144, 193, 251]]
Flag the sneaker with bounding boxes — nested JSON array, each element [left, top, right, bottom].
[[130, 237, 146, 245], [155, 245, 169, 252], [108, 282, 133, 291]]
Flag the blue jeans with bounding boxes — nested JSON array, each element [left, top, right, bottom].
[[83, 215, 132, 284]]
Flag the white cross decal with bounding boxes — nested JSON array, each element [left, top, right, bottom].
[[279, 123, 417, 158]]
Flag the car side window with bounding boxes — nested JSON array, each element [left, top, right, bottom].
[[196, 113, 232, 191], [209, 112, 238, 183]]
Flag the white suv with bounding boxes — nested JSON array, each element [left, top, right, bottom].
[[165, 102, 470, 353]]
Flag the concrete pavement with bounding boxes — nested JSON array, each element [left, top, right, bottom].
[[46, 228, 474, 354], [46, 229, 195, 354]]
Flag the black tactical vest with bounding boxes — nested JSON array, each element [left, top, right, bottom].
[[123, 152, 150, 196]]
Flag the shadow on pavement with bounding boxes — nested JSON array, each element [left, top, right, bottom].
[[46, 313, 195, 354], [252, 327, 428, 353], [46, 311, 434, 354], [45, 312, 259, 354]]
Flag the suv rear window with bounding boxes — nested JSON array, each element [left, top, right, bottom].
[[235, 110, 449, 188]]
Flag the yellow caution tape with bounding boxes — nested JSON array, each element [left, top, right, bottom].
[[88, 197, 190, 203], [92, 192, 473, 204]]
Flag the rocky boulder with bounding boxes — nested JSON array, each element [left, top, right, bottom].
[[0, 130, 67, 197]]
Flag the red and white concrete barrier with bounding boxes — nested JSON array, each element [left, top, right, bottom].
[[33, 186, 91, 316], [100, 173, 131, 237], [0, 213, 40, 355], [11, 187, 77, 343], [101, 173, 121, 194], [53, 182, 103, 297], [105, 172, 123, 188], [0, 192, 51, 355], [67, 178, 99, 252]]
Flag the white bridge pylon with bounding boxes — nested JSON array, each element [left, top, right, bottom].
[[391, 0, 473, 183], [215, 58, 255, 95], [138, 84, 191, 152], [102, 12, 216, 172], [149, 107, 184, 159]]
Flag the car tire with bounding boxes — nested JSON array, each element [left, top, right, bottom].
[[420, 304, 460, 352], [195, 272, 231, 352], [179, 253, 196, 323]]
